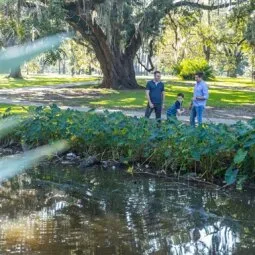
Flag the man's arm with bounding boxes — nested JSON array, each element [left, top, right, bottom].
[[176, 101, 184, 115], [161, 83, 165, 108], [162, 91, 165, 108], [146, 90, 153, 107], [196, 84, 209, 100], [177, 109, 185, 115], [146, 82, 154, 108], [189, 100, 193, 110]]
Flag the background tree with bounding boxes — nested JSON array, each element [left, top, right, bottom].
[[64, 40, 99, 76], [156, 9, 200, 71], [0, 0, 67, 78], [62, 0, 247, 89], [245, 10, 255, 81], [25, 39, 100, 75], [2, 0, 251, 84], [0, 0, 28, 78], [156, 1, 254, 78]]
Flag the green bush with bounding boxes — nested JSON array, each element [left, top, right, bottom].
[[8, 105, 255, 187], [173, 58, 214, 80]]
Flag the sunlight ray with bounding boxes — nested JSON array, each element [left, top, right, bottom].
[[0, 33, 73, 73], [0, 141, 68, 181]]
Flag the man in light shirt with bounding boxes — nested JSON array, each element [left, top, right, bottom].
[[190, 72, 209, 126]]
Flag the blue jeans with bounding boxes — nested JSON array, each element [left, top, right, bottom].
[[190, 105, 204, 126]]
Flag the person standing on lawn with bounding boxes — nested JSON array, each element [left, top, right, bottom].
[[190, 72, 209, 126], [145, 71, 165, 122]]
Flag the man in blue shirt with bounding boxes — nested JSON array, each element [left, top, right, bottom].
[[145, 71, 165, 121], [190, 72, 209, 126]]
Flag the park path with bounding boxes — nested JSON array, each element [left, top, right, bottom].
[[0, 97, 239, 125], [0, 81, 249, 125]]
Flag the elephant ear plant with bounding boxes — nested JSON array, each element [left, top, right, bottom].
[[225, 121, 255, 189], [12, 104, 255, 189]]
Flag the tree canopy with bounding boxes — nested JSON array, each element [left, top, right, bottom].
[[0, 0, 253, 86]]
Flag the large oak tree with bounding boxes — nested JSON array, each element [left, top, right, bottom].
[[19, 0, 247, 88], [62, 0, 250, 89]]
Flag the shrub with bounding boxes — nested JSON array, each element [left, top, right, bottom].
[[8, 105, 255, 187], [173, 58, 214, 80]]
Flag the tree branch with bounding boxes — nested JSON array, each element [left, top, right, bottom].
[[172, 0, 248, 10], [237, 38, 246, 46], [126, 0, 249, 60], [136, 40, 155, 72], [23, 1, 47, 9], [168, 13, 179, 46]]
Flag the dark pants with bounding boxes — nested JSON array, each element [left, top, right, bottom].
[[145, 103, 162, 121]]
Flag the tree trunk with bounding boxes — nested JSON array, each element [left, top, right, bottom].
[[227, 65, 238, 77], [203, 45, 211, 63], [67, 12, 141, 90], [87, 28, 140, 89], [71, 67, 75, 77], [252, 48, 255, 83], [62, 62, 64, 74], [228, 70, 237, 78], [99, 52, 140, 89], [58, 60, 61, 75], [204, 0, 211, 63], [88, 65, 92, 75], [9, 66, 22, 79], [62, 62, 66, 74]]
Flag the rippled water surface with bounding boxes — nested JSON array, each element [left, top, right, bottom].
[[0, 165, 255, 255]]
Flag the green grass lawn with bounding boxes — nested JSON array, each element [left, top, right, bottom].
[[0, 75, 99, 89], [0, 76, 254, 110], [0, 104, 31, 114], [70, 77, 255, 109]]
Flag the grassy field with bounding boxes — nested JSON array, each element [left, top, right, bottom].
[[0, 75, 99, 89], [0, 104, 31, 114], [0, 76, 254, 110], [69, 77, 255, 109]]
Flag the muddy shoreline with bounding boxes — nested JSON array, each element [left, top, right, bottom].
[[1, 144, 254, 191]]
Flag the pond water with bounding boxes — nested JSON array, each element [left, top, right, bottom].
[[0, 165, 255, 255]]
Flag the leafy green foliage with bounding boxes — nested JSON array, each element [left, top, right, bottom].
[[234, 149, 248, 164], [8, 105, 255, 187], [173, 58, 214, 80], [246, 18, 255, 46], [225, 168, 239, 185], [157, 4, 254, 78]]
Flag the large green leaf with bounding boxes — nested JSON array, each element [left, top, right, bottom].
[[191, 151, 201, 161], [236, 176, 248, 190], [234, 149, 248, 164], [225, 168, 238, 185], [244, 134, 255, 148]]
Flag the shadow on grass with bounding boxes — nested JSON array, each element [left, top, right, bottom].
[[74, 84, 255, 109], [0, 75, 100, 89], [0, 77, 254, 110]]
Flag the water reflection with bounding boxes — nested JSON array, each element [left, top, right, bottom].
[[0, 165, 255, 254]]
